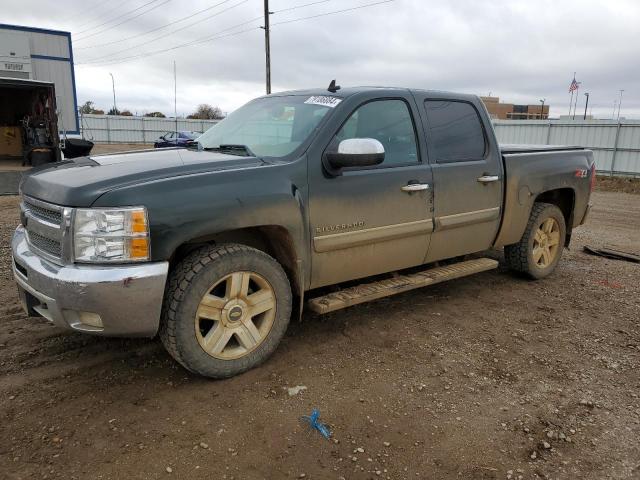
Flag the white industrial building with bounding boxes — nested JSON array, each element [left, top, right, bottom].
[[0, 23, 79, 134]]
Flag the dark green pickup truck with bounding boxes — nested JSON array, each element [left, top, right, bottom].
[[12, 85, 595, 378]]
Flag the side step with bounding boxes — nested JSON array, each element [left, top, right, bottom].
[[307, 257, 498, 314]]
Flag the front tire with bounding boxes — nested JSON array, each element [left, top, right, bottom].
[[504, 202, 566, 280], [159, 244, 292, 378]]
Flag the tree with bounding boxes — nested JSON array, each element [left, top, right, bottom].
[[107, 108, 132, 116], [144, 111, 166, 118], [187, 104, 224, 120], [79, 101, 103, 114]]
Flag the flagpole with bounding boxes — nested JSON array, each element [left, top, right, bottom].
[[568, 72, 576, 116], [572, 85, 579, 119], [569, 90, 574, 116]]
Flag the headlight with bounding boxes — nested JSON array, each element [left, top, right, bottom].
[[73, 207, 150, 263]]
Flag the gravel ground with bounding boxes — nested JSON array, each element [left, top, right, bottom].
[[0, 191, 638, 480]]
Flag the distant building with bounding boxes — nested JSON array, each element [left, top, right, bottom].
[[480, 96, 549, 120], [0, 23, 78, 134]]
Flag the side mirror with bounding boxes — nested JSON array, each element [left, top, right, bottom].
[[326, 138, 385, 170]]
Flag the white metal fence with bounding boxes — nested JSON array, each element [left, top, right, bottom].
[[493, 119, 640, 176], [79, 114, 220, 144], [80, 114, 640, 176]]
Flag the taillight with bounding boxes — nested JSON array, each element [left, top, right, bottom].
[[589, 163, 596, 192]]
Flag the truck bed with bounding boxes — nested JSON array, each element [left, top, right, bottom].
[[493, 145, 594, 249], [500, 144, 584, 154]]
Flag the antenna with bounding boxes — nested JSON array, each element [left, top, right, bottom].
[[327, 79, 340, 93]]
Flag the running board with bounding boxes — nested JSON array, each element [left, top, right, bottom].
[[307, 257, 498, 314]]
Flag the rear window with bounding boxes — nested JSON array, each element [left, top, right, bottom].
[[424, 100, 486, 163]]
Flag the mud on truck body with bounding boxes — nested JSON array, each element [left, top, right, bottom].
[[12, 85, 594, 378]]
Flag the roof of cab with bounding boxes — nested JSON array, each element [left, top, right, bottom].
[[268, 85, 480, 103], [270, 86, 408, 98]]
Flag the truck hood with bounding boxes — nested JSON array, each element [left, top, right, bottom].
[[20, 148, 267, 207]]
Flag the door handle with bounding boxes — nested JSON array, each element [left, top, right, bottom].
[[401, 183, 430, 192], [477, 175, 500, 183]]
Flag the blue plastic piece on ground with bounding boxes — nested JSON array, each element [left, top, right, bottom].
[[301, 408, 331, 439]]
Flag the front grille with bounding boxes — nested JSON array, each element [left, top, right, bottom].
[[28, 231, 63, 257], [23, 199, 62, 225], [21, 196, 65, 263]]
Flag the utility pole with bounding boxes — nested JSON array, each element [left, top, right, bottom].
[[261, 0, 272, 94], [109, 72, 117, 115], [539, 98, 545, 120], [174, 61, 178, 139], [583, 92, 589, 120], [617, 89, 624, 120]]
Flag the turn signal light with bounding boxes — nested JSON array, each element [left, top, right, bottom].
[[130, 210, 148, 233], [128, 237, 150, 259]]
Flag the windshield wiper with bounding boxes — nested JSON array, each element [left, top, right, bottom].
[[204, 144, 256, 157]]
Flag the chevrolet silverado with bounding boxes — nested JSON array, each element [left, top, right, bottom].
[[12, 85, 595, 378]]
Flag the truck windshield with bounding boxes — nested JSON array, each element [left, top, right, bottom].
[[197, 96, 333, 158]]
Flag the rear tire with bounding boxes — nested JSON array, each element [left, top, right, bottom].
[[159, 244, 292, 378], [504, 202, 566, 280]]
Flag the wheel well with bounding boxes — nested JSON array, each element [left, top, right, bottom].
[[170, 226, 301, 295], [534, 188, 575, 245]]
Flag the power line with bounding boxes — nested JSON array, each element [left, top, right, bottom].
[[75, 0, 237, 50], [75, 0, 164, 36], [76, 0, 332, 53], [73, 0, 132, 30], [272, 0, 334, 14], [79, 25, 260, 67], [76, 0, 249, 63], [77, 0, 394, 67], [75, 0, 170, 40], [77, 17, 263, 67], [270, 0, 394, 27]]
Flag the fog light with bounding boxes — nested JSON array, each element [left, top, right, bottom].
[[63, 309, 104, 329], [78, 311, 103, 328]]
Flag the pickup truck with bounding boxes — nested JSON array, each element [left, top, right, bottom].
[[12, 85, 595, 378]]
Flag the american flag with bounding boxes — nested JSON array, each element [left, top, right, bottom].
[[569, 78, 579, 92]]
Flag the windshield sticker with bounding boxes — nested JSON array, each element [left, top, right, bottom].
[[304, 96, 342, 108]]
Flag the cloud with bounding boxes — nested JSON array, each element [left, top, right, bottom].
[[5, 0, 640, 118]]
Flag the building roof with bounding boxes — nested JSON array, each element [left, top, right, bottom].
[[0, 23, 70, 37]]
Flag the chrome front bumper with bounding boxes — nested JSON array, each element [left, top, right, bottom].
[[11, 225, 169, 337]]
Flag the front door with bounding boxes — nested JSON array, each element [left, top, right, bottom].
[[416, 96, 504, 262], [308, 94, 434, 289]]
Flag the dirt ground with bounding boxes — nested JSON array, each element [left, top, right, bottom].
[[0, 191, 638, 480], [595, 176, 640, 195]]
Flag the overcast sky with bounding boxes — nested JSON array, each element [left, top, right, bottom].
[[4, 0, 640, 118]]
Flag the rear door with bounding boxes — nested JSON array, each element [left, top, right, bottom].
[[414, 94, 503, 262], [307, 92, 434, 289]]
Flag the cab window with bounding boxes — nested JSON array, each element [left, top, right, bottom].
[[336, 99, 419, 166]]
